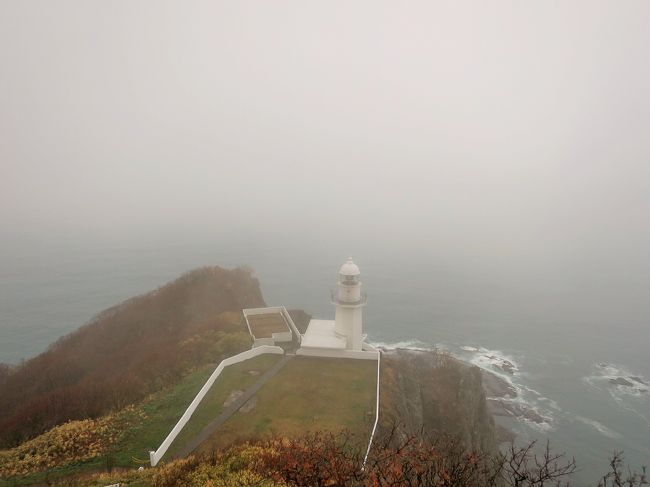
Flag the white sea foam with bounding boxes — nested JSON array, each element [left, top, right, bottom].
[[378, 340, 566, 433], [585, 362, 649, 397], [537, 396, 562, 411], [460, 344, 558, 431], [575, 416, 622, 439], [371, 339, 433, 351], [524, 415, 555, 432], [467, 348, 519, 377], [582, 362, 650, 432]]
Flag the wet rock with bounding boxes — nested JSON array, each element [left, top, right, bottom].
[[487, 399, 547, 425], [485, 355, 516, 375], [609, 377, 634, 387]]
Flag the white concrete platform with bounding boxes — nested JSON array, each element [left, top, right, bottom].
[[299, 319, 347, 349], [296, 318, 377, 359], [296, 347, 378, 360]]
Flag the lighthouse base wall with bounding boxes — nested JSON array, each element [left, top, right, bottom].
[[296, 347, 378, 360]]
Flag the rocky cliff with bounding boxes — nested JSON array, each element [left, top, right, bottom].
[[379, 348, 497, 453]]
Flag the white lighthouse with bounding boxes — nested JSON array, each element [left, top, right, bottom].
[[333, 257, 366, 351], [297, 257, 375, 359]]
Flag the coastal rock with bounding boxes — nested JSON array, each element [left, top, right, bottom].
[[485, 355, 516, 375], [487, 399, 547, 425], [480, 368, 554, 430], [609, 377, 634, 387]]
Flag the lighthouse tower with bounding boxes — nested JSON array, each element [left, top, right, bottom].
[[333, 257, 367, 351]]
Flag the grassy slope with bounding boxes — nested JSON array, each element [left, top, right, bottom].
[[162, 354, 283, 460], [113, 365, 217, 465], [194, 356, 378, 454], [0, 354, 378, 486], [0, 354, 285, 486], [0, 365, 216, 486]]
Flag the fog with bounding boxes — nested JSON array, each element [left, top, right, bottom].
[[3, 5, 650, 474], [2, 1, 650, 289]]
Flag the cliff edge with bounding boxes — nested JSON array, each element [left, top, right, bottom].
[[379, 348, 497, 453]]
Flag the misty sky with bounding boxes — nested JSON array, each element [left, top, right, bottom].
[[2, 1, 650, 277]]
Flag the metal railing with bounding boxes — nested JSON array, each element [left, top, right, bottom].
[[330, 290, 368, 306], [363, 350, 381, 467]]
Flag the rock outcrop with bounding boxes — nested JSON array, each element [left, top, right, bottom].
[[379, 348, 497, 453]]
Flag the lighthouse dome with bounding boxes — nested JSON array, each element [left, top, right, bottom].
[[339, 257, 360, 276]]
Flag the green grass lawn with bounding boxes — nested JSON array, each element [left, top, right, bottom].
[[194, 356, 378, 454], [160, 354, 282, 461]]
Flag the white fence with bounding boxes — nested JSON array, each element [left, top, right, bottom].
[[363, 350, 381, 467], [149, 345, 285, 466]]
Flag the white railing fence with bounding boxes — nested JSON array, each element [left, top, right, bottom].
[[363, 350, 381, 467], [149, 345, 284, 466]]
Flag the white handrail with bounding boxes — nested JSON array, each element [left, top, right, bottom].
[[363, 350, 381, 467], [279, 306, 302, 344]]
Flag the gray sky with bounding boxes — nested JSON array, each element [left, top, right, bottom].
[[2, 1, 649, 272]]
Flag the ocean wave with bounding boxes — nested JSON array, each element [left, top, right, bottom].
[[537, 396, 562, 411], [582, 362, 650, 431], [466, 347, 519, 377], [575, 416, 622, 439], [371, 339, 433, 351], [524, 414, 555, 432], [584, 362, 649, 397]]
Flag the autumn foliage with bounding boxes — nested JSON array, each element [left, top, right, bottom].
[[0, 406, 143, 478], [143, 430, 646, 487]]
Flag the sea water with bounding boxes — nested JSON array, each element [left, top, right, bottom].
[[0, 238, 648, 485]]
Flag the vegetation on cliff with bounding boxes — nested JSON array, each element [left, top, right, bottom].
[[38, 430, 648, 487], [0, 406, 144, 478], [0, 266, 264, 448]]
